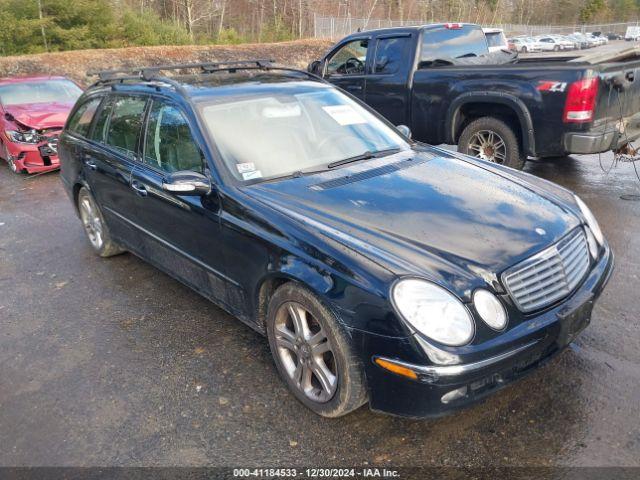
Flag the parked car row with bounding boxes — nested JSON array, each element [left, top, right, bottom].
[[508, 32, 610, 53]]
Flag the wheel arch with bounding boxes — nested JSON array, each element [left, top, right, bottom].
[[446, 93, 536, 157], [254, 261, 335, 331]]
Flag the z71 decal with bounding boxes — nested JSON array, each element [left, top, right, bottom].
[[537, 81, 567, 92]]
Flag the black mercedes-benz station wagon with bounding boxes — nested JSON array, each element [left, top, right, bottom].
[[59, 61, 613, 418]]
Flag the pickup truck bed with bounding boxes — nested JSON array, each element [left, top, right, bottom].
[[310, 24, 640, 169]]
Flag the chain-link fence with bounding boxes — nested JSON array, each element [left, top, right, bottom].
[[313, 15, 640, 40]]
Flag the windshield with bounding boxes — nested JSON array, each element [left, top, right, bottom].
[[0, 79, 82, 106], [199, 86, 408, 182]]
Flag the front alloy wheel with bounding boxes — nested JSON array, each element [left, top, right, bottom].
[[7, 157, 18, 173], [274, 302, 337, 403], [266, 283, 367, 417]]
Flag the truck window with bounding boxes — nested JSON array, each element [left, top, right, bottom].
[[326, 39, 368, 76], [373, 37, 409, 74], [420, 25, 488, 63]]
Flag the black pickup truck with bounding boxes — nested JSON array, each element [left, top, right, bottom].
[[309, 23, 640, 169]]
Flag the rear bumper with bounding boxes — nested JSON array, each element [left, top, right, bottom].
[[564, 112, 640, 154], [356, 244, 614, 418]]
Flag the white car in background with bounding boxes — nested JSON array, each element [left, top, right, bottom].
[[509, 37, 542, 53], [625, 26, 640, 41], [483, 28, 509, 52], [535, 35, 573, 51]]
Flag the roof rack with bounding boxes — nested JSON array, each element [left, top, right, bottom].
[[86, 59, 321, 93], [88, 59, 276, 81]]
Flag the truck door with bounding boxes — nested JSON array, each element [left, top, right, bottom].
[[364, 34, 414, 126], [323, 38, 370, 100]]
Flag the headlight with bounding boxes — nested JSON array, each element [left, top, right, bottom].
[[6, 129, 43, 144], [574, 194, 604, 245], [473, 289, 507, 330], [392, 279, 474, 346]]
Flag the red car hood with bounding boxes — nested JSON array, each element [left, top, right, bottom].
[[4, 102, 75, 130]]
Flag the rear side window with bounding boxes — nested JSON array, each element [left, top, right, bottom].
[[373, 37, 409, 74], [105, 96, 147, 159], [143, 101, 202, 173], [66, 97, 101, 137], [421, 25, 488, 62]]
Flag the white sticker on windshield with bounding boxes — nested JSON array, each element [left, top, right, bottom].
[[242, 170, 263, 180], [322, 105, 367, 126], [236, 162, 256, 173]]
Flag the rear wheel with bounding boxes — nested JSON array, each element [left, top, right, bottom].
[[77, 187, 124, 257], [553, 45, 560, 51], [521, 46, 528, 53], [266, 283, 367, 417], [458, 116, 526, 170]]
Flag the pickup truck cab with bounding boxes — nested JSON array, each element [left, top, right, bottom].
[[310, 23, 640, 169]]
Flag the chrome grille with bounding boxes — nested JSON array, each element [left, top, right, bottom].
[[503, 229, 590, 312]]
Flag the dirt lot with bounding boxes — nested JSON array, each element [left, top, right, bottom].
[[0, 40, 333, 86]]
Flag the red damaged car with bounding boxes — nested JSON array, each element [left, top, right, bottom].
[[0, 76, 82, 174]]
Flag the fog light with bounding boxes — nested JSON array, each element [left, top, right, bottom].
[[473, 289, 507, 330], [441, 386, 468, 404]]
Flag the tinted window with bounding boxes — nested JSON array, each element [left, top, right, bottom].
[[66, 97, 101, 137], [373, 37, 408, 74], [105, 96, 146, 159], [0, 79, 82, 106], [421, 26, 488, 62], [90, 98, 111, 143], [143, 101, 202, 173], [326, 39, 368, 76]]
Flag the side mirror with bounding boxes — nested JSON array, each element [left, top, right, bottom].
[[162, 170, 211, 196], [396, 124, 412, 139], [307, 60, 322, 75]]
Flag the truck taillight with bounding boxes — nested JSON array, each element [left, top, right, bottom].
[[445, 23, 463, 29], [563, 77, 599, 123]]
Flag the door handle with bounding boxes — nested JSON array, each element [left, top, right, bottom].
[[84, 158, 97, 171], [131, 180, 148, 197], [346, 85, 363, 91]]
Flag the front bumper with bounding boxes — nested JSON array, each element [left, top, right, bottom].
[[4, 139, 60, 174], [356, 244, 614, 418]]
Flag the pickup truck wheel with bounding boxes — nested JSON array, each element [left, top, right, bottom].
[[458, 117, 526, 169], [266, 283, 367, 417]]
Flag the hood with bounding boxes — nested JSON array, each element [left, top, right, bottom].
[[248, 149, 581, 296], [3, 102, 75, 130]]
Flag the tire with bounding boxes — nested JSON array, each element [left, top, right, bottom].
[[521, 46, 527, 53], [553, 45, 560, 51], [457, 116, 526, 170], [266, 282, 367, 417], [77, 187, 125, 257], [7, 157, 20, 174]]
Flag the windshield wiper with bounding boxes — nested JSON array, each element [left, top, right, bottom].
[[327, 147, 401, 169]]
